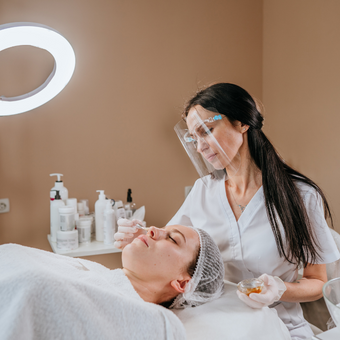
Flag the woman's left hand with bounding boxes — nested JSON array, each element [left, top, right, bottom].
[[237, 274, 287, 309]]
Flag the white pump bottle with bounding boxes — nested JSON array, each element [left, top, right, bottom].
[[50, 173, 68, 203], [103, 200, 116, 245], [50, 190, 65, 242], [95, 190, 107, 241]]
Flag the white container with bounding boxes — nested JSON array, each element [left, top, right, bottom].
[[95, 190, 107, 241], [77, 216, 93, 230], [77, 219, 92, 244], [50, 173, 68, 203], [77, 216, 94, 228], [77, 202, 85, 217], [103, 200, 116, 245], [66, 198, 77, 214], [50, 191, 65, 242], [66, 198, 79, 223], [59, 206, 75, 231], [88, 213, 95, 234], [79, 199, 90, 215], [115, 200, 126, 220], [56, 230, 78, 250]]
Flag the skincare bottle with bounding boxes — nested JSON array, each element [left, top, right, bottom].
[[50, 173, 68, 203], [50, 190, 65, 242], [125, 189, 136, 212], [77, 202, 85, 217], [103, 200, 116, 245], [77, 218, 92, 244], [66, 198, 78, 223], [79, 199, 90, 215], [95, 190, 107, 241], [115, 200, 126, 220]]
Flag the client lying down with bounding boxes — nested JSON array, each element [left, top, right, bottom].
[[0, 225, 224, 340]]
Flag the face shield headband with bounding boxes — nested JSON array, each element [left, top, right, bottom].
[[174, 107, 241, 186]]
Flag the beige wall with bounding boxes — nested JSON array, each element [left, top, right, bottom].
[[263, 0, 340, 233], [0, 0, 263, 268]]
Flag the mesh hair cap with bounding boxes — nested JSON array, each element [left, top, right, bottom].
[[169, 227, 225, 309]]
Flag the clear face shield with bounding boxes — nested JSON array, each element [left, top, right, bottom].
[[174, 107, 241, 185]]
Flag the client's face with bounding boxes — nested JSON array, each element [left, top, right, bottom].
[[122, 225, 199, 284]]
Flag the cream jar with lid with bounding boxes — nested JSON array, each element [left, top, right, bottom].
[[56, 230, 78, 250], [59, 206, 75, 231], [77, 218, 92, 244]]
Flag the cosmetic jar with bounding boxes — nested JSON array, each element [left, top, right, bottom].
[[77, 219, 92, 244], [56, 230, 78, 250], [59, 206, 76, 231], [66, 198, 77, 216]]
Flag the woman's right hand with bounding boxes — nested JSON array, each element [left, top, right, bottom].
[[113, 218, 147, 249]]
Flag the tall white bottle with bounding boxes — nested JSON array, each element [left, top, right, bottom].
[[103, 200, 116, 245], [95, 190, 107, 241], [50, 173, 68, 203], [50, 190, 65, 242]]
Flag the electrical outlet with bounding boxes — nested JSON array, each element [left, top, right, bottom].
[[0, 198, 10, 213], [185, 186, 193, 198]]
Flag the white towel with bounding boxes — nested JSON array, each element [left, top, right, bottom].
[[173, 281, 291, 340], [0, 244, 186, 340]]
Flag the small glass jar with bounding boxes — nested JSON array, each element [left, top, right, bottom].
[[238, 278, 264, 296]]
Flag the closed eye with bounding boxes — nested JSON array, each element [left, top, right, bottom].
[[169, 234, 177, 244]]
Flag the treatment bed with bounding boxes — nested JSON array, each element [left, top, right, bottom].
[[0, 244, 291, 340]]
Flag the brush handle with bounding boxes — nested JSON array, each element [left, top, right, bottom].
[[135, 223, 149, 231]]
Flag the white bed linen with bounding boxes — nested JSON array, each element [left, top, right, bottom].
[[172, 281, 291, 340], [0, 244, 185, 340]]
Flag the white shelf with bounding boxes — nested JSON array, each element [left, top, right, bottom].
[[47, 234, 121, 257]]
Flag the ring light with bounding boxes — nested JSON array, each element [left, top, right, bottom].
[[0, 22, 76, 116]]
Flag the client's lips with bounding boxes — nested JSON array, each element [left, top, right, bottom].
[[137, 235, 149, 247]]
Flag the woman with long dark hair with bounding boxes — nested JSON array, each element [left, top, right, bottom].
[[115, 83, 340, 340]]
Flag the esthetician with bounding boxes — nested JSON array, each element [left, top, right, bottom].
[[114, 83, 340, 340]]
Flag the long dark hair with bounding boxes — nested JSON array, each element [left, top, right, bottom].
[[183, 83, 332, 267]]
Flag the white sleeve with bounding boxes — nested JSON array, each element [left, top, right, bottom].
[[303, 189, 340, 264], [166, 183, 195, 227]]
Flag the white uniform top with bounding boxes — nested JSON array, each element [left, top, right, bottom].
[[168, 174, 340, 340]]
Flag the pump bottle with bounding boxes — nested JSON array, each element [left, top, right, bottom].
[[103, 200, 116, 245], [95, 190, 107, 241], [50, 190, 65, 242], [50, 173, 68, 203]]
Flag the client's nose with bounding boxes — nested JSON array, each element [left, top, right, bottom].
[[147, 227, 167, 240]]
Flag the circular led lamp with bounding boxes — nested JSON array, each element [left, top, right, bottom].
[[0, 22, 76, 116]]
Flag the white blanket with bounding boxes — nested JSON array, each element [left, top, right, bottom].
[[173, 280, 291, 340], [0, 244, 186, 340]]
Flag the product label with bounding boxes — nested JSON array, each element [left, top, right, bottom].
[[60, 214, 75, 231], [57, 237, 78, 250]]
